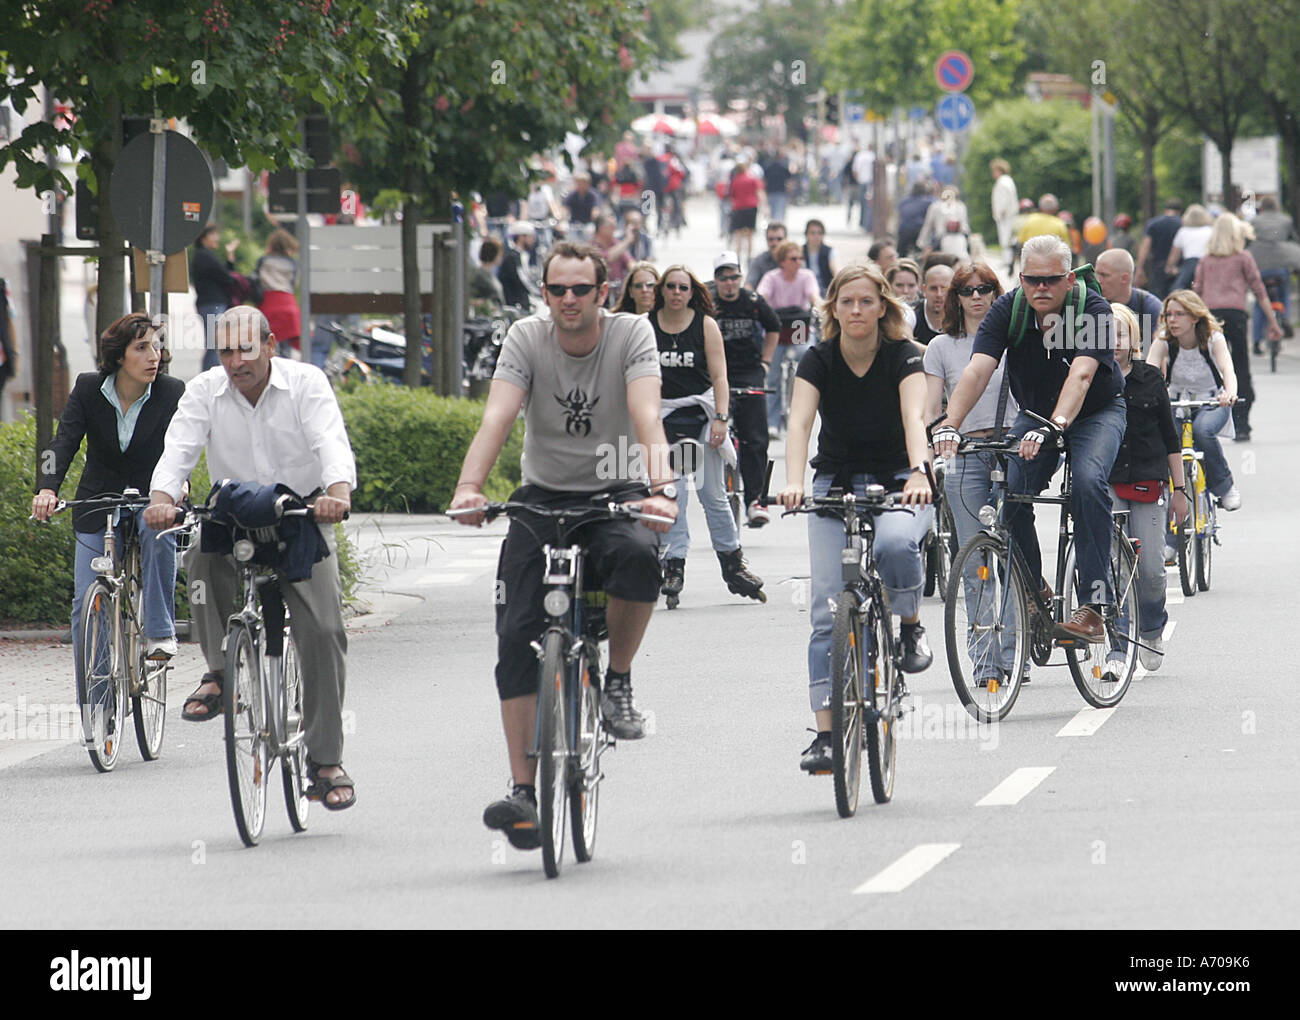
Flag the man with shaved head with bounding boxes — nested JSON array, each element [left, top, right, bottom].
[[1017, 194, 1070, 246], [1095, 249, 1163, 350]]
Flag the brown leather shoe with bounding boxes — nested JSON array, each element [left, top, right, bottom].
[[1056, 606, 1105, 643]]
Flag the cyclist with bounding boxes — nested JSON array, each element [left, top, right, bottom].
[[1107, 303, 1185, 671], [707, 250, 781, 527], [145, 306, 357, 809], [1145, 289, 1241, 510], [778, 263, 934, 774], [758, 240, 821, 436], [32, 313, 185, 679], [933, 235, 1126, 644], [448, 242, 677, 850]]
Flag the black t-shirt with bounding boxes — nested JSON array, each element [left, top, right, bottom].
[[1145, 214, 1182, 268], [763, 159, 791, 194], [707, 284, 782, 385], [796, 336, 925, 479], [564, 189, 598, 225], [651, 309, 712, 398], [1110, 361, 1180, 484], [972, 288, 1124, 419], [910, 299, 944, 346]]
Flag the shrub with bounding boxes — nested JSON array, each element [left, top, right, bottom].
[[339, 386, 524, 512]]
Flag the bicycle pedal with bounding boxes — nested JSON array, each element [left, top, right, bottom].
[[808, 769, 831, 776]]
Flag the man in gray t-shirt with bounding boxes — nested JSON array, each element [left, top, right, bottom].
[[450, 243, 678, 853]]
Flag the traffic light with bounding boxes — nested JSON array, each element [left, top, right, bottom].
[[825, 94, 840, 125]]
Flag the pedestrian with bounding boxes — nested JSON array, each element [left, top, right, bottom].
[[745, 221, 787, 290], [1107, 302, 1186, 671], [1192, 213, 1280, 440], [500, 221, 540, 311], [1164, 204, 1213, 293], [469, 236, 505, 313], [762, 147, 792, 225], [1247, 195, 1300, 348], [896, 181, 933, 258], [1146, 290, 1242, 508], [253, 228, 303, 360], [191, 224, 240, 371], [728, 160, 765, 268], [592, 214, 634, 305], [990, 158, 1019, 272], [1135, 197, 1184, 299], [562, 173, 600, 241], [779, 262, 934, 774], [1108, 213, 1137, 257], [802, 218, 837, 294], [918, 186, 971, 260], [622, 209, 655, 264]]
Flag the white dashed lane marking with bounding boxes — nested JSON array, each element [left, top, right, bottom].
[[976, 766, 1056, 806], [853, 843, 961, 895]]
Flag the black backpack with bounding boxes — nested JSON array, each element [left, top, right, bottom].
[[1165, 341, 1223, 389]]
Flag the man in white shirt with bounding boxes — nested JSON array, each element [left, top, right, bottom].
[[990, 159, 1019, 272], [145, 307, 358, 809]]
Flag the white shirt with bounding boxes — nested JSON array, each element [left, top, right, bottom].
[[852, 149, 875, 185], [151, 357, 357, 502], [992, 173, 1018, 222]]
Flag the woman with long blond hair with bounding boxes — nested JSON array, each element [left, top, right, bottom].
[[1147, 289, 1241, 509], [778, 262, 933, 775], [1193, 212, 1280, 439]]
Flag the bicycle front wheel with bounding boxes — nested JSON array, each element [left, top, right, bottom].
[[1196, 496, 1215, 592], [945, 534, 1028, 723], [829, 591, 863, 818], [1063, 527, 1138, 708], [863, 589, 898, 804], [538, 630, 569, 879], [570, 641, 601, 861], [281, 631, 310, 833], [224, 622, 268, 847], [79, 581, 126, 773]]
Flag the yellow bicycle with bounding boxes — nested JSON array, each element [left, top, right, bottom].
[[1168, 399, 1223, 596]]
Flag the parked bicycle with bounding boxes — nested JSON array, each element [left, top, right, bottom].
[[33, 490, 171, 772], [159, 491, 324, 847], [448, 494, 672, 878], [943, 412, 1142, 722], [776, 486, 909, 817]]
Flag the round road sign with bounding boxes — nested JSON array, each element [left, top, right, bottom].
[[934, 50, 975, 93], [109, 130, 214, 254]]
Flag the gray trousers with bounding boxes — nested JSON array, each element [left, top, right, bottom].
[[185, 528, 348, 764]]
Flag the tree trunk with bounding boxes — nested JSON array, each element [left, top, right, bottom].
[[400, 195, 422, 388], [1218, 138, 1238, 213], [93, 93, 126, 337]]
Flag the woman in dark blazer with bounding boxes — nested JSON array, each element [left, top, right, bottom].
[[31, 312, 186, 667]]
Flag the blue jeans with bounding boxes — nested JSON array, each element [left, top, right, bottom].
[[769, 192, 788, 225], [1254, 267, 1290, 342], [197, 302, 228, 371], [662, 440, 741, 560], [946, 452, 1019, 678], [1190, 403, 1233, 496], [1006, 397, 1126, 606], [806, 471, 933, 712], [1110, 486, 1168, 641], [71, 510, 177, 687]]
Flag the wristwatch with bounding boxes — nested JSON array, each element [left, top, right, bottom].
[[714, 412, 730, 423], [1051, 414, 1069, 430], [659, 483, 678, 500]]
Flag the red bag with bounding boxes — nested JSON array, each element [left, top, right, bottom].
[[1114, 480, 1164, 503]]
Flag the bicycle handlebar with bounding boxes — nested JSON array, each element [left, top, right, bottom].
[[30, 490, 151, 523], [447, 499, 675, 527]]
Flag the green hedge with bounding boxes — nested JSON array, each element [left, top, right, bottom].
[[339, 386, 524, 512]]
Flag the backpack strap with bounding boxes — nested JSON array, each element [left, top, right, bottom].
[[1008, 287, 1030, 347], [1164, 341, 1224, 390]]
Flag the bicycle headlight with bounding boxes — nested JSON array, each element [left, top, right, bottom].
[[90, 555, 114, 574], [978, 504, 998, 527], [543, 589, 571, 618], [233, 539, 256, 563]]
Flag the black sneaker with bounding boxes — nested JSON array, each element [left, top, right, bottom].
[[899, 623, 933, 673], [800, 732, 833, 774], [601, 673, 646, 740], [483, 785, 540, 850]]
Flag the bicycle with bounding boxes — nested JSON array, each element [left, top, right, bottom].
[[1262, 272, 1291, 373], [449, 494, 673, 878], [776, 486, 911, 817], [160, 490, 323, 847], [33, 489, 171, 772], [923, 458, 957, 600], [1168, 398, 1231, 596], [943, 411, 1142, 722], [723, 386, 774, 529]]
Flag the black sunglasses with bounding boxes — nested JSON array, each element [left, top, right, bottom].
[[544, 283, 598, 297], [663, 282, 691, 292], [957, 283, 998, 297], [1020, 273, 1067, 288]]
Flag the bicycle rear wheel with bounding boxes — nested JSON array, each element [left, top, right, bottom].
[[864, 589, 898, 804], [538, 630, 569, 879], [224, 622, 268, 847], [1063, 528, 1138, 708], [281, 631, 310, 833], [1196, 496, 1215, 591], [570, 641, 601, 861], [829, 591, 863, 817], [725, 463, 743, 531], [79, 581, 126, 773], [1176, 466, 1199, 598], [945, 534, 1028, 723]]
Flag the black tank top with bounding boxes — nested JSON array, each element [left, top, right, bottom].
[[652, 308, 712, 398]]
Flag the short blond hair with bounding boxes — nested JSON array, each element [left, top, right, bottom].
[[1110, 302, 1142, 357]]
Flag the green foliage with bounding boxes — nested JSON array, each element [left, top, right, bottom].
[[961, 98, 1141, 239], [338, 386, 523, 513]]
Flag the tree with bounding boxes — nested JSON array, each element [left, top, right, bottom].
[[334, 0, 662, 390], [1241, 0, 1300, 223], [823, 0, 1024, 114], [0, 0, 412, 332], [707, 0, 835, 140]]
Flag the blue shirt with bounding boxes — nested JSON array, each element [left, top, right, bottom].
[[100, 372, 152, 452]]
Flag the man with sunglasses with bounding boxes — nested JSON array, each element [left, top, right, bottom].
[[933, 235, 1126, 642], [449, 242, 678, 851], [708, 250, 782, 526]]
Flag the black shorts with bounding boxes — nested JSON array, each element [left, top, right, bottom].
[[730, 206, 758, 233], [493, 485, 662, 700]]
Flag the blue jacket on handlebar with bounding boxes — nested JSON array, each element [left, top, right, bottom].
[[199, 480, 328, 582]]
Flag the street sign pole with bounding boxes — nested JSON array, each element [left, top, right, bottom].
[[148, 116, 167, 323], [296, 159, 312, 365]]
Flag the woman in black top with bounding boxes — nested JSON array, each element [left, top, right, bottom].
[[191, 224, 240, 370], [1108, 303, 1185, 673], [31, 313, 186, 683], [650, 265, 763, 605], [779, 262, 934, 774]]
